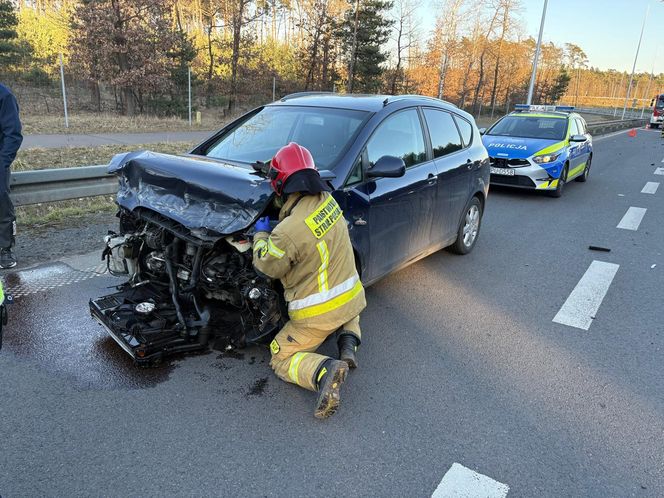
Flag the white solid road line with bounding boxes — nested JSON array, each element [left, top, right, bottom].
[[656, 167, 664, 175], [553, 261, 620, 330], [642, 182, 660, 194], [593, 129, 628, 141], [432, 463, 509, 498], [616, 207, 647, 230]]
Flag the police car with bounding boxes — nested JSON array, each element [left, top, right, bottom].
[[481, 105, 592, 197]]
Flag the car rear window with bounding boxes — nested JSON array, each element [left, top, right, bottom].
[[203, 106, 368, 169], [423, 109, 463, 158], [487, 115, 567, 140]]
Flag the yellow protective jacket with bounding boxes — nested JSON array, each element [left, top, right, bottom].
[[253, 192, 366, 329]]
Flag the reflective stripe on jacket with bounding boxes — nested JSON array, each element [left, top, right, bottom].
[[253, 192, 366, 329]]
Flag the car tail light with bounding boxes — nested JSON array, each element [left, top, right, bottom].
[[654, 108, 661, 117]]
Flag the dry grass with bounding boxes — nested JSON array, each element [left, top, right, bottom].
[[13, 140, 198, 171], [17, 196, 117, 227], [21, 111, 225, 135]]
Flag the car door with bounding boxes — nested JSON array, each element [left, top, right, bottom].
[[566, 117, 583, 177], [422, 108, 469, 243], [354, 108, 438, 282], [575, 117, 591, 166]]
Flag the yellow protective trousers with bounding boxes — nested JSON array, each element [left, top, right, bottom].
[[270, 315, 361, 391]]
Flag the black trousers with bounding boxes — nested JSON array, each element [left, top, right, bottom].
[[0, 168, 15, 248]]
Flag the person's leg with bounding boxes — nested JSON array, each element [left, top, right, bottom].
[[269, 320, 336, 391], [0, 169, 16, 268], [336, 315, 361, 368]]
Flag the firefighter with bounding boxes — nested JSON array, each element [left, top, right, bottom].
[[252, 142, 366, 419]]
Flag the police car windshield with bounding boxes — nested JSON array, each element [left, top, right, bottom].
[[487, 115, 567, 140], [204, 106, 368, 169]]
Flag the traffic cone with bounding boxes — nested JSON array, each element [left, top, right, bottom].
[[628, 128, 637, 137]]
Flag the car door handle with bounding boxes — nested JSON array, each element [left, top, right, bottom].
[[427, 173, 437, 185]]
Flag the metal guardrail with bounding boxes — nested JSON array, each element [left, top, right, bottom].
[[9, 116, 650, 207], [11, 164, 116, 207]]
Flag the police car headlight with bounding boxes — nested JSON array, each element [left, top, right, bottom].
[[532, 153, 562, 164]]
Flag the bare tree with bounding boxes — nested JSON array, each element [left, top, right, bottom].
[[389, 0, 418, 94], [435, 0, 463, 99]]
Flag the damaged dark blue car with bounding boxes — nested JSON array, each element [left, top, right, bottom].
[[90, 93, 489, 364]]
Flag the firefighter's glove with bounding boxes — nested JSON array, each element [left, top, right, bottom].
[[254, 216, 272, 233]]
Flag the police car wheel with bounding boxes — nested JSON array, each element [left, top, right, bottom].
[[449, 196, 482, 255], [549, 164, 568, 198], [576, 155, 591, 183]]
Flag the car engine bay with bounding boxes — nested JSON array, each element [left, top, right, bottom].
[[90, 207, 285, 365]]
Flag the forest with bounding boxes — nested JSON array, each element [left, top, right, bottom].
[[1, 0, 662, 118]]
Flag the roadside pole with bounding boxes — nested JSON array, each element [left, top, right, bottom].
[[526, 0, 548, 105], [640, 46, 658, 119], [188, 67, 192, 127], [622, 3, 649, 119], [272, 77, 276, 101], [59, 53, 69, 128]]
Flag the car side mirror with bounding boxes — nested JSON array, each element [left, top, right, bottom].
[[650, 99, 655, 107], [366, 155, 406, 179], [569, 134, 586, 142], [478, 127, 487, 135]]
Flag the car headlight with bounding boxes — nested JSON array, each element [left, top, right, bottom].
[[532, 152, 562, 164]]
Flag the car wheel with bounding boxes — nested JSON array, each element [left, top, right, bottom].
[[575, 155, 591, 182], [449, 197, 482, 255], [549, 164, 568, 198]]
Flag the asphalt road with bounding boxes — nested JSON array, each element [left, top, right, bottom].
[[1, 128, 663, 497]]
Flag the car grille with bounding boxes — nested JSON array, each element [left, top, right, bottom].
[[490, 174, 536, 187], [489, 157, 530, 168]]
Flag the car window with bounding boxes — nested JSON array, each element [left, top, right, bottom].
[[568, 118, 579, 137], [366, 109, 426, 169], [487, 115, 567, 140], [203, 106, 368, 169], [656, 96, 664, 109], [346, 157, 362, 186], [453, 115, 473, 147], [575, 118, 586, 134], [423, 109, 463, 158]]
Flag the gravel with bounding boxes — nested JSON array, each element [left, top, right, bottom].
[[13, 211, 117, 269]]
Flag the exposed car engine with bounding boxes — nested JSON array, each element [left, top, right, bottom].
[[90, 208, 285, 365]]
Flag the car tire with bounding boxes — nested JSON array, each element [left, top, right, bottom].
[[449, 196, 483, 255], [575, 155, 591, 182], [549, 164, 568, 198]]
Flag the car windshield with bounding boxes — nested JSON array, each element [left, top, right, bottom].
[[203, 106, 368, 169], [487, 115, 567, 140], [656, 96, 664, 109]]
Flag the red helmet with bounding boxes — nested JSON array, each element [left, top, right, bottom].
[[268, 142, 317, 195]]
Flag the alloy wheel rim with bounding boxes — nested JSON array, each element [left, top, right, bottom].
[[462, 205, 480, 247]]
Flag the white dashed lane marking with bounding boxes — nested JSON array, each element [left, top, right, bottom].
[[616, 207, 647, 230], [553, 261, 620, 330], [432, 463, 509, 498], [641, 182, 660, 194], [655, 167, 664, 175]]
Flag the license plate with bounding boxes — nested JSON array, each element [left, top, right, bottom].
[[490, 167, 515, 176]]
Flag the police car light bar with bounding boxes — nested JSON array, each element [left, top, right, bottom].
[[514, 104, 575, 112]]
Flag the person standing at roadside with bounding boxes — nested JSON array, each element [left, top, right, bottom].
[[0, 83, 22, 268]]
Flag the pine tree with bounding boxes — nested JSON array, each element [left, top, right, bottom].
[[0, 0, 30, 71], [336, 0, 393, 93]]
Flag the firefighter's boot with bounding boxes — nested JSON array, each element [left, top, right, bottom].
[[314, 359, 349, 419], [338, 333, 359, 369]]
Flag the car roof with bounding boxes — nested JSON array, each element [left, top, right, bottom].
[[269, 92, 458, 113]]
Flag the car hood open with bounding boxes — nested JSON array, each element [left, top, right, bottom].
[[108, 150, 274, 239]]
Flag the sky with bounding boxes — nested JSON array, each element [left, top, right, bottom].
[[420, 0, 664, 75]]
